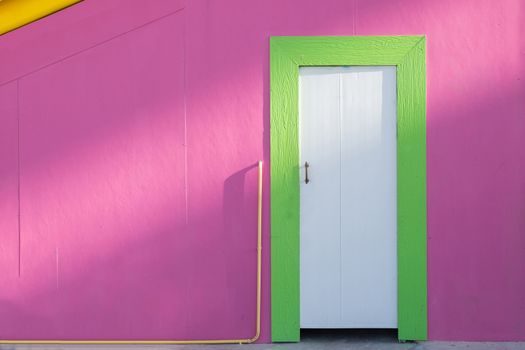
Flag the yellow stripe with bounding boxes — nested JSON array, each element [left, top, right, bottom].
[[0, 0, 83, 35]]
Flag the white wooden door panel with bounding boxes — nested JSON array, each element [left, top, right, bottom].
[[299, 67, 342, 326], [300, 66, 397, 328], [340, 66, 397, 328]]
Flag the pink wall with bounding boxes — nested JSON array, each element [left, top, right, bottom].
[[0, 0, 524, 342]]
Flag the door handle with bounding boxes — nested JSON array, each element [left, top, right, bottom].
[[304, 161, 310, 184]]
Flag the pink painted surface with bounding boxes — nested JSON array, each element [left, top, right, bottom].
[[0, 0, 524, 342], [0, 82, 19, 311]]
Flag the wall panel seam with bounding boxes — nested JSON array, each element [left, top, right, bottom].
[[0, 7, 185, 87], [16, 79, 21, 277]]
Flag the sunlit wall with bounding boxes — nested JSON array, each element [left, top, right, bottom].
[[0, 0, 523, 342]]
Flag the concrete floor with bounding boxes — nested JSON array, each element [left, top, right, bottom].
[[1, 330, 524, 350]]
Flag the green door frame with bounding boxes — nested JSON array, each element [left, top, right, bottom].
[[270, 36, 427, 342]]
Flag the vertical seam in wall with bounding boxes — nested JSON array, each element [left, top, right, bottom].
[[354, 0, 358, 35], [352, 0, 355, 35], [16, 79, 21, 277], [338, 72, 343, 321], [182, 6, 190, 331], [183, 8, 188, 227], [55, 247, 59, 289]]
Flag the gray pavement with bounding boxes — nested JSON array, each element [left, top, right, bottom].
[[1, 330, 524, 350]]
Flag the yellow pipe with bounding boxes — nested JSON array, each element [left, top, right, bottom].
[[0, 0, 83, 36], [1, 161, 264, 344]]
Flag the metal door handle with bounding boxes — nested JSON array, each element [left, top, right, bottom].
[[304, 161, 310, 184]]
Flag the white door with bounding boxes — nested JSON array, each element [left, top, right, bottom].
[[299, 66, 397, 328]]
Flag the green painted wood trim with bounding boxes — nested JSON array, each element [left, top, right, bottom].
[[270, 36, 427, 342]]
